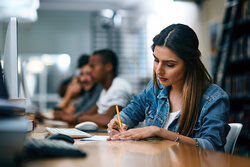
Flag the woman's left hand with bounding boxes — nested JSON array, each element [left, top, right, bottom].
[[110, 126, 160, 141], [61, 113, 76, 123]]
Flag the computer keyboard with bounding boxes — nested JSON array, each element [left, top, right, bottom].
[[46, 127, 92, 138], [21, 138, 86, 160]]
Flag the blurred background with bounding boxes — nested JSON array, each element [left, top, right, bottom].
[[0, 0, 225, 110], [0, 0, 249, 156]]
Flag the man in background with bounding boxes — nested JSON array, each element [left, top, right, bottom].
[[54, 54, 102, 119], [61, 49, 132, 127]]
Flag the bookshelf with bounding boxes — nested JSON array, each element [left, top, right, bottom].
[[214, 0, 250, 156]]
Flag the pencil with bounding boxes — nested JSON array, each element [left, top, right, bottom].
[[116, 105, 123, 129]]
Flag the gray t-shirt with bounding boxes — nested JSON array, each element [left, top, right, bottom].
[[74, 84, 102, 115]]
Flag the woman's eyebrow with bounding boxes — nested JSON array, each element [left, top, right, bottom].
[[153, 54, 177, 63], [153, 54, 158, 59]]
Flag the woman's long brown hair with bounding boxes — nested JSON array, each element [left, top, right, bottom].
[[152, 24, 213, 136]]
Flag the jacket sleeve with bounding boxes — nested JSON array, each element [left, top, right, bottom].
[[115, 81, 153, 128], [194, 92, 230, 151]]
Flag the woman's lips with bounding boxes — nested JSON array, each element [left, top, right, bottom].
[[158, 76, 168, 82]]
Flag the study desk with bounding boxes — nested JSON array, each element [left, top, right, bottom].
[[23, 123, 250, 167]]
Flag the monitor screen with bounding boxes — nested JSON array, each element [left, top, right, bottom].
[[0, 62, 9, 99], [2, 17, 18, 99]]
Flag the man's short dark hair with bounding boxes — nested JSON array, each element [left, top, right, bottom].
[[77, 54, 90, 68], [92, 49, 118, 76]]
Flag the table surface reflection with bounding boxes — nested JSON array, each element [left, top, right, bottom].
[[23, 124, 250, 167]]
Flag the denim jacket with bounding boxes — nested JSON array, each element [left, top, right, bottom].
[[118, 80, 230, 152]]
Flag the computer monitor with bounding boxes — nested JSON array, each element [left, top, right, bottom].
[[0, 61, 9, 99], [2, 17, 18, 99], [19, 60, 30, 99]]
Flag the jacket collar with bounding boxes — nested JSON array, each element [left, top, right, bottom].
[[157, 85, 171, 99]]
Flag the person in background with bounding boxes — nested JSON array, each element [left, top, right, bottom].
[[57, 77, 78, 100], [54, 54, 102, 119], [107, 24, 230, 152], [55, 77, 82, 114], [61, 49, 133, 127]]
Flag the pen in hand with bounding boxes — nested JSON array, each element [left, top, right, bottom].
[[116, 105, 123, 129]]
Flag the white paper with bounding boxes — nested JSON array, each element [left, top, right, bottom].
[[80, 135, 109, 141], [43, 119, 68, 126], [41, 110, 54, 119]]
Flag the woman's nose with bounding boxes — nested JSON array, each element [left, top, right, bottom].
[[156, 63, 164, 75]]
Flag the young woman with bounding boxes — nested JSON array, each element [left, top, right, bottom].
[[107, 24, 230, 152]]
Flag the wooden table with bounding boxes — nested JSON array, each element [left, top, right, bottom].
[[23, 124, 250, 167]]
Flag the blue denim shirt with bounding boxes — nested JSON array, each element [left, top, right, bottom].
[[118, 80, 230, 152]]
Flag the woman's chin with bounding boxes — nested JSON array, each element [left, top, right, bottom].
[[158, 80, 170, 87]]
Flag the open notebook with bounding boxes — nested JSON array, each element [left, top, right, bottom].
[[80, 135, 109, 141]]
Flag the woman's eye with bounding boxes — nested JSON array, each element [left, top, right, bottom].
[[167, 64, 175, 67], [154, 58, 159, 62]]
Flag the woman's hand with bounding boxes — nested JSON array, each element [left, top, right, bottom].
[[61, 113, 76, 123], [63, 104, 76, 114], [66, 77, 82, 98], [107, 118, 127, 140], [110, 126, 160, 141], [53, 110, 63, 120]]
